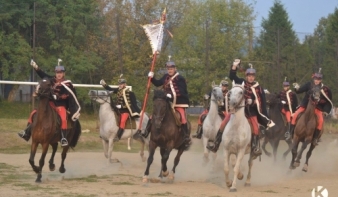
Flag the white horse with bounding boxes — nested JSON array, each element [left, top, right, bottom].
[[223, 81, 257, 192], [202, 82, 224, 169], [88, 90, 149, 164]]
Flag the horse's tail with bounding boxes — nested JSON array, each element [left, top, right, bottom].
[[70, 120, 82, 149]]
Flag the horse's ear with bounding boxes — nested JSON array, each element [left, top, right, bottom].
[[241, 81, 245, 87], [211, 81, 215, 87], [232, 80, 235, 87]]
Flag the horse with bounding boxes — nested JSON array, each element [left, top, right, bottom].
[[202, 82, 224, 169], [289, 84, 321, 172], [142, 89, 190, 183], [88, 90, 149, 163], [262, 92, 292, 162], [29, 77, 81, 182], [222, 81, 258, 192]]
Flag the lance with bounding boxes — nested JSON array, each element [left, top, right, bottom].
[[136, 8, 167, 133]]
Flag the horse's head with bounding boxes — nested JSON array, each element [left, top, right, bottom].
[[228, 81, 245, 111], [265, 92, 279, 106], [211, 81, 224, 106], [310, 84, 321, 104], [36, 77, 53, 98], [88, 90, 111, 104], [152, 89, 169, 130]]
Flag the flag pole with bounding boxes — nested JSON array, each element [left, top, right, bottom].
[[137, 52, 157, 131], [136, 8, 166, 133]]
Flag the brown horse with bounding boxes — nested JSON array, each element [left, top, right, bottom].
[[263, 93, 292, 162], [29, 77, 81, 182], [289, 84, 321, 172], [142, 89, 190, 183]]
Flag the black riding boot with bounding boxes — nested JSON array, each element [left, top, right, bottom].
[[252, 135, 262, 156], [206, 129, 222, 153], [17, 123, 32, 142], [286, 124, 295, 141], [181, 123, 191, 150], [285, 122, 291, 140], [114, 128, 124, 142], [192, 125, 203, 139], [60, 129, 68, 147], [312, 129, 321, 146], [142, 120, 152, 138]]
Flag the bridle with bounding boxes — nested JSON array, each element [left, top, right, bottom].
[[210, 86, 224, 106], [152, 98, 169, 126], [36, 81, 53, 99], [89, 90, 111, 104]]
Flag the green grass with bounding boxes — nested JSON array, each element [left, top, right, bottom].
[[148, 192, 173, 196], [261, 190, 278, 193]]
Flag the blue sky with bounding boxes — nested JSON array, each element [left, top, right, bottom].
[[251, 0, 338, 40]]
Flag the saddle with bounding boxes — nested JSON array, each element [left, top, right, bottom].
[[112, 110, 137, 129]]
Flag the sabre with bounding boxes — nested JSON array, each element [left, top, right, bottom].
[[137, 8, 167, 133]]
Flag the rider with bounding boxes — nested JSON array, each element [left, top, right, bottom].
[[206, 59, 275, 154], [192, 93, 210, 139], [100, 75, 141, 141], [147, 58, 191, 149], [277, 77, 298, 140], [18, 59, 80, 146], [289, 68, 332, 145], [192, 79, 229, 139]]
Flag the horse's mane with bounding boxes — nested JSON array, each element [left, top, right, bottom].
[[153, 89, 167, 101]]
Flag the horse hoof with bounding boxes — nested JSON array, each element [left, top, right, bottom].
[[289, 166, 296, 170], [237, 173, 244, 180], [226, 181, 232, 188], [162, 171, 169, 177], [265, 152, 272, 157], [302, 164, 308, 172], [59, 168, 66, 174], [35, 179, 42, 183], [229, 188, 237, 192], [244, 183, 251, 187], [49, 164, 55, 171], [150, 178, 161, 183], [293, 162, 300, 167], [128, 147, 131, 151], [142, 157, 147, 162]]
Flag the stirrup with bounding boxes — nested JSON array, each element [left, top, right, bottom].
[[17, 131, 26, 138], [60, 138, 68, 147], [284, 131, 290, 139]]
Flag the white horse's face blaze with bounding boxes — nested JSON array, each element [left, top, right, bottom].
[[88, 90, 110, 104], [211, 86, 224, 106]]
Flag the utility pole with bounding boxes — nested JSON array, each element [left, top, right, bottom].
[[31, 1, 36, 110], [277, 27, 280, 86]]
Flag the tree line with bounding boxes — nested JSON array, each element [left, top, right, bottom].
[[1, 0, 337, 108]]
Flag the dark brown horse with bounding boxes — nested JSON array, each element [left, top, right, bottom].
[[289, 84, 321, 172], [29, 77, 81, 182], [142, 89, 190, 183], [263, 93, 292, 162]]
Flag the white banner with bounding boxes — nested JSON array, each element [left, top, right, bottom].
[[142, 23, 164, 54]]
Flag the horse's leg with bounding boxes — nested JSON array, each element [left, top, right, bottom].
[[139, 139, 146, 162], [223, 150, 231, 188], [143, 140, 157, 183], [29, 142, 40, 175], [35, 143, 49, 183], [102, 138, 108, 159], [202, 136, 210, 165], [283, 138, 293, 160], [59, 146, 69, 173], [158, 147, 170, 178], [245, 154, 254, 187], [262, 137, 272, 157], [272, 139, 280, 163], [108, 138, 118, 163], [295, 140, 310, 166], [127, 137, 131, 150], [230, 148, 246, 192], [289, 137, 300, 169], [49, 143, 58, 171], [169, 147, 184, 183], [302, 143, 316, 172]]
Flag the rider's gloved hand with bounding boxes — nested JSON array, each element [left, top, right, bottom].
[[31, 59, 38, 69], [293, 83, 300, 90], [100, 79, 106, 86], [281, 100, 286, 104], [166, 94, 172, 99], [247, 99, 252, 105], [148, 72, 154, 78]]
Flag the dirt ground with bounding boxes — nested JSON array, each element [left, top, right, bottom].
[[1, 136, 338, 197]]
